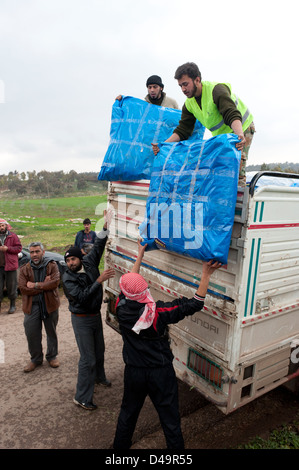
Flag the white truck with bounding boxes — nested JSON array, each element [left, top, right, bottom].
[[103, 171, 299, 414]]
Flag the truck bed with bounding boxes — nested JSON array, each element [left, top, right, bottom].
[[104, 173, 299, 413]]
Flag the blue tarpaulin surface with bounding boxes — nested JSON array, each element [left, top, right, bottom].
[[99, 97, 241, 264], [98, 96, 205, 181], [139, 134, 241, 264]]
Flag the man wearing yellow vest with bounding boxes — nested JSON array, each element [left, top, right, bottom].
[[152, 62, 255, 186]]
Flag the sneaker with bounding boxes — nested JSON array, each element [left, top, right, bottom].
[[73, 398, 97, 411]]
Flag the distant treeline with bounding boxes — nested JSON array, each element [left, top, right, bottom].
[[0, 170, 108, 197], [247, 162, 299, 173], [1, 163, 299, 198]]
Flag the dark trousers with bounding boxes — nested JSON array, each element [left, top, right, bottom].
[[23, 303, 59, 363], [113, 364, 184, 450], [0, 267, 18, 302], [71, 313, 106, 403]]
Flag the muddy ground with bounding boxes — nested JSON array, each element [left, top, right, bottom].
[[0, 290, 298, 455]]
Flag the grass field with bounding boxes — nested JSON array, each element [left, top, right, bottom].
[[0, 194, 108, 254]]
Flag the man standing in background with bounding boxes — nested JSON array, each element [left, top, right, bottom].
[[19, 241, 60, 373], [0, 218, 22, 314], [75, 218, 97, 255]]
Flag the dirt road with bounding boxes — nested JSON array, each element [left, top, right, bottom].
[[1, 291, 298, 451]]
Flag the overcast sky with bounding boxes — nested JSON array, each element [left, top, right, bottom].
[[0, 0, 298, 175]]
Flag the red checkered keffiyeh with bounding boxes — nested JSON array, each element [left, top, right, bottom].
[[0, 218, 12, 230], [119, 273, 156, 334]]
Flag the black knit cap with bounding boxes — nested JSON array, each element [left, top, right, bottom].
[[146, 75, 164, 88], [65, 246, 83, 261]]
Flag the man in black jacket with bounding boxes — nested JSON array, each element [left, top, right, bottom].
[[63, 211, 115, 410], [113, 239, 221, 449]]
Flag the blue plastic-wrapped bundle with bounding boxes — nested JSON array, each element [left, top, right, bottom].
[[98, 96, 205, 181], [139, 134, 241, 264]]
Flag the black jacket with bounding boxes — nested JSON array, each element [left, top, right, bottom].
[[116, 292, 204, 368], [62, 229, 108, 314]]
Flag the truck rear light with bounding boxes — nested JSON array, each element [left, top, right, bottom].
[[187, 348, 223, 389]]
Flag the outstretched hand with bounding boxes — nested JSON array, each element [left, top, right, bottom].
[[97, 268, 115, 284], [131, 238, 147, 274], [196, 260, 222, 298], [151, 143, 160, 155], [202, 260, 222, 276], [103, 209, 113, 229], [137, 238, 147, 258], [235, 133, 246, 151]]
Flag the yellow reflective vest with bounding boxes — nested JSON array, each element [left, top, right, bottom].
[[185, 81, 253, 136]]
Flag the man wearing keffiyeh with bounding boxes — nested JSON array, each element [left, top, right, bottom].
[[113, 239, 221, 450]]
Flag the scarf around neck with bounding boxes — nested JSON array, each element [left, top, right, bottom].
[[30, 258, 50, 319], [119, 273, 156, 334]]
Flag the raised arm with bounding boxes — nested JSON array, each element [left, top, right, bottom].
[[195, 260, 222, 298], [85, 209, 113, 267], [131, 239, 147, 273], [155, 260, 222, 327]]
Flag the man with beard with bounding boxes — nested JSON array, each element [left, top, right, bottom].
[[0, 218, 22, 314], [63, 210, 115, 411], [151, 62, 255, 186], [144, 75, 179, 109], [115, 74, 179, 109], [18, 242, 60, 372]]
